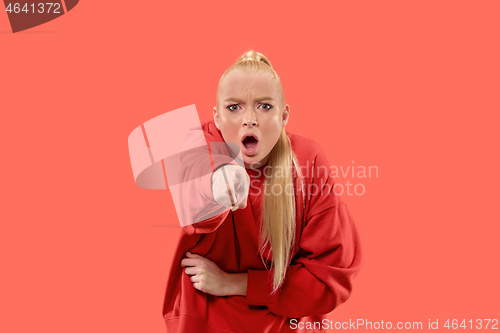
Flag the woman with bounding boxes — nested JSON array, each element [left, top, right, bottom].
[[162, 50, 362, 332]]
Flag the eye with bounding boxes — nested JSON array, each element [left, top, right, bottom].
[[226, 104, 239, 111], [260, 103, 273, 110]]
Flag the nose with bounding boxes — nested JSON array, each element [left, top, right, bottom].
[[242, 109, 258, 127], [243, 119, 258, 127]]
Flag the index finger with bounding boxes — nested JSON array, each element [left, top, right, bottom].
[[234, 169, 245, 182]]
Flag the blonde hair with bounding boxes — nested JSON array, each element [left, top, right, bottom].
[[217, 50, 302, 293]]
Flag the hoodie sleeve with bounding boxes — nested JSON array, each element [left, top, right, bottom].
[[175, 123, 239, 236], [246, 144, 362, 318]]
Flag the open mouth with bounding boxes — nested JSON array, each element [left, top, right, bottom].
[[241, 134, 259, 154]]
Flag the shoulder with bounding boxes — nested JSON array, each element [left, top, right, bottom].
[[287, 131, 329, 166], [200, 120, 225, 142], [287, 131, 335, 194], [287, 131, 343, 217]]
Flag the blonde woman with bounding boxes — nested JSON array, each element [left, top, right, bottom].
[[162, 50, 362, 332]]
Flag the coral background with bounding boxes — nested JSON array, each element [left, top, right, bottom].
[[1, 1, 499, 332]]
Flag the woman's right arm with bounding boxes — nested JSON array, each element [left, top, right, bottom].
[[175, 125, 243, 235]]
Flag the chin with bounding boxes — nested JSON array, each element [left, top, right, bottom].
[[242, 155, 258, 167], [248, 155, 272, 169], [242, 155, 256, 164]]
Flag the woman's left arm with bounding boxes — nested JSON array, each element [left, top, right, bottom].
[[245, 146, 363, 318], [246, 201, 362, 317]]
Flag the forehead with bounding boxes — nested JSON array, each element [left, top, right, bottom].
[[220, 71, 279, 100]]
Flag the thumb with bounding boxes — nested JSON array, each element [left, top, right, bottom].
[[233, 169, 245, 189], [234, 168, 244, 180]]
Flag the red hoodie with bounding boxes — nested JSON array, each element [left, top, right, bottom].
[[162, 120, 362, 332]]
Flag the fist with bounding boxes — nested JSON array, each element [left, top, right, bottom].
[[211, 165, 250, 211]]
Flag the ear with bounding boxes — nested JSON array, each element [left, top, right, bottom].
[[282, 104, 290, 127], [213, 107, 220, 129]]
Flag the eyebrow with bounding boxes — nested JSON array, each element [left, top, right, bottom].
[[224, 97, 276, 103]]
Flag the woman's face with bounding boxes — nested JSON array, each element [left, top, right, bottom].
[[214, 71, 290, 169]]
